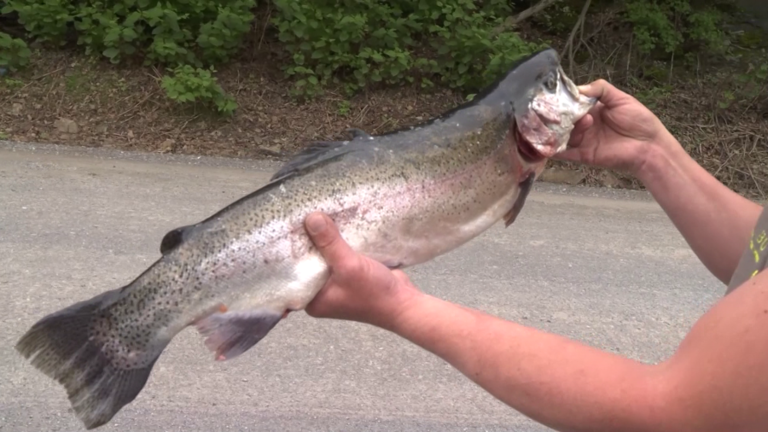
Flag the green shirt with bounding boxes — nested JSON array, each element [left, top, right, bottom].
[[726, 207, 768, 294]]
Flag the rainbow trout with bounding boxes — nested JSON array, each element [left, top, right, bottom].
[[16, 48, 595, 429]]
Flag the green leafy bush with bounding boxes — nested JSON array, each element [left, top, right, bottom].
[[718, 52, 768, 110], [624, 0, 728, 55], [1, 0, 74, 45], [161, 65, 237, 115], [2, 0, 256, 66], [0, 32, 32, 71], [271, 0, 545, 97]]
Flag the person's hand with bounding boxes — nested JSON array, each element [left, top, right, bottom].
[[556, 79, 675, 176], [302, 212, 423, 330]]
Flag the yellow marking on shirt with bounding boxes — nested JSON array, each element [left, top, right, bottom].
[[758, 229, 768, 251], [748, 230, 766, 263]]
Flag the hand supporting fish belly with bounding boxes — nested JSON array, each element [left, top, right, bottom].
[[15, 47, 596, 430]]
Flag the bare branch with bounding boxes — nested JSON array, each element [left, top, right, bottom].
[[563, 0, 592, 76], [512, 0, 560, 25], [491, 0, 560, 36]]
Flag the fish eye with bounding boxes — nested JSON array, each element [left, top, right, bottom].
[[544, 72, 558, 92]]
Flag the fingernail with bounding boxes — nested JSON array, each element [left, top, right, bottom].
[[306, 213, 327, 235], [577, 84, 590, 92]]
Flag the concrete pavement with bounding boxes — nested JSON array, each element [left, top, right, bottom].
[[0, 141, 724, 431]]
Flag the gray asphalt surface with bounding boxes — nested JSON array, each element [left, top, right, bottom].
[[0, 140, 725, 431]]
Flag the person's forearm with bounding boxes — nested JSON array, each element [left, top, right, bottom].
[[386, 293, 669, 432], [637, 134, 763, 284]]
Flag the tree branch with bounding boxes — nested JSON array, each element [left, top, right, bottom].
[[563, 0, 592, 76], [491, 0, 560, 36]]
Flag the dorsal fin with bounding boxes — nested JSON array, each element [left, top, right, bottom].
[[346, 128, 372, 140], [269, 141, 353, 181], [160, 224, 195, 254]]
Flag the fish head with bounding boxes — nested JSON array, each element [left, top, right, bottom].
[[509, 50, 596, 166]]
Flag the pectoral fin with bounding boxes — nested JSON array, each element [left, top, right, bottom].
[[195, 309, 283, 361], [504, 173, 535, 227]]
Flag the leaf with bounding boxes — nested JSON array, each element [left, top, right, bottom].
[[103, 47, 119, 58], [122, 27, 138, 41]]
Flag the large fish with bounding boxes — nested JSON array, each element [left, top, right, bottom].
[[15, 48, 595, 429]]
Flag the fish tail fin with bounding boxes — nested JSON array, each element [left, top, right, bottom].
[[15, 288, 161, 430]]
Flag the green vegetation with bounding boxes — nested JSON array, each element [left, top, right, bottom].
[[624, 0, 726, 54], [3, 0, 255, 65], [3, 0, 254, 110], [0, 31, 31, 71], [271, 0, 546, 97], [2, 0, 763, 100], [0, 0, 766, 194], [161, 65, 237, 115]]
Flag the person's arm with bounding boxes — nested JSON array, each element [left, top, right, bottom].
[[637, 134, 763, 284], [385, 271, 768, 432], [303, 212, 768, 432], [384, 293, 667, 432]]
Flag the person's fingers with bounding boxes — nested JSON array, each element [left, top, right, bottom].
[[566, 130, 584, 149], [566, 113, 593, 148], [578, 79, 629, 107], [305, 212, 356, 266], [574, 113, 594, 132], [392, 270, 410, 283], [304, 283, 345, 317], [551, 146, 583, 163]]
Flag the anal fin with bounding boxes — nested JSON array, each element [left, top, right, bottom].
[[504, 172, 536, 227], [195, 309, 282, 361]]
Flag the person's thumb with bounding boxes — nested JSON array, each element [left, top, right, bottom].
[[305, 212, 354, 265], [578, 79, 628, 107]]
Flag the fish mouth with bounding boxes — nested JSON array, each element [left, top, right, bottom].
[[514, 125, 546, 164]]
